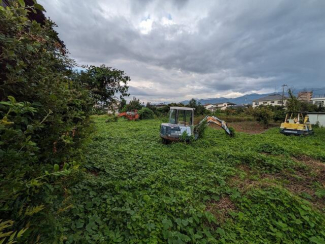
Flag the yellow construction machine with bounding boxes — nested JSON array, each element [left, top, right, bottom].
[[280, 113, 313, 135]]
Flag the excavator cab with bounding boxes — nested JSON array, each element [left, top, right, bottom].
[[160, 107, 195, 142], [160, 107, 233, 143]]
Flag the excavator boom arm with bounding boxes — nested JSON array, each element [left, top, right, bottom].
[[198, 116, 232, 136]]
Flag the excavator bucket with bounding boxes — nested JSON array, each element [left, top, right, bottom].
[[206, 116, 233, 136], [195, 116, 233, 137]]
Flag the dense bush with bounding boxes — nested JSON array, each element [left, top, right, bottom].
[[253, 106, 274, 128], [138, 107, 154, 119], [0, 3, 92, 242], [121, 97, 143, 112], [188, 98, 206, 115], [0, 2, 128, 243], [272, 106, 286, 122]]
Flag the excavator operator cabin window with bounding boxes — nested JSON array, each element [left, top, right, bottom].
[[169, 109, 177, 124], [177, 110, 184, 125], [185, 110, 192, 126]]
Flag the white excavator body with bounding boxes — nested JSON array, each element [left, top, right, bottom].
[[160, 107, 233, 143]]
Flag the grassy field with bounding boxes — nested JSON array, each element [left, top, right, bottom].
[[62, 116, 325, 243]]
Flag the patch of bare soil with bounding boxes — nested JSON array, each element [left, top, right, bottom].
[[206, 196, 237, 224], [232, 156, 325, 210], [294, 155, 325, 177], [229, 165, 278, 193], [209, 121, 279, 134]]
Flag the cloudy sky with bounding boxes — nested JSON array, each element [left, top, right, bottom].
[[39, 0, 325, 102]]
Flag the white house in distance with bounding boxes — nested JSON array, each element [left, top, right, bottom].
[[252, 94, 287, 108], [204, 104, 217, 112], [204, 102, 236, 111], [215, 102, 236, 110], [311, 96, 325, 107]]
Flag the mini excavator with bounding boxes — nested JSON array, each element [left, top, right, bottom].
[[160, 107, 233, 143], [280, 112, 313, 135], [118, 110, 139, 121]]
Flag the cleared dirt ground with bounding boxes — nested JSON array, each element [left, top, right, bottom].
[[209, 121, 280, 134]]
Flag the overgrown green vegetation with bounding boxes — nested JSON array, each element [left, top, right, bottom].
[[0, 2, 128, 243], [121, 97, 143, 112], [62, 116, 325, 243], [1, 1, 325, 243], [138, 107, 154, 120], [253, 107, 275, 128]]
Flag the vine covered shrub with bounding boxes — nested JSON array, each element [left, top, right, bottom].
[[253, 106, 274, 128], [139, 107, 154, 119], [0, 2, 93, 242], [194, 119, 207, 138]]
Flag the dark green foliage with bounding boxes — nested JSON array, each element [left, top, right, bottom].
[[285, 89, 325, 113], [0, 2, 122, 242], [146, 102, 158, 115], [300, 101, 320, 113], [194, 119, 207, 138], [272, 106, 286, 122], [257, 143, 286, 155], [78, 65, 129, 106], [253, 106, 274, 128], [188, 98, 206, 115], [91, 106, 107, 115], [221, 187, 325, 243], [138, 107, 154, 120], [106, 115, 118, 123], [286, 89, 301, 113], [154, 105, 170, 117], [122, 97, 143, 112]]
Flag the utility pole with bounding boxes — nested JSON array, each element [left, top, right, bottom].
[[282, 84, 287, 107]]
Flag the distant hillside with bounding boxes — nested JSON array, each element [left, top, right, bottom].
[[181, 93, 269, 105], [181, 87, 325, 105]]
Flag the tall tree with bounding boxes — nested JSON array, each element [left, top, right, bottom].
[[79, 65, 130, 106], [122, 97, 142, 111], [188, 98, 206, 115], [286, 89, 301, 113]]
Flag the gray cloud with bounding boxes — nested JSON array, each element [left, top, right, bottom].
[[39, 0, 325, 102]]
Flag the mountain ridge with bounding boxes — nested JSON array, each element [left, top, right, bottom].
[[181, 87, 325, 105]]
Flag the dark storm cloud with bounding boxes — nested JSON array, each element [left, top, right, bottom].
[[39, 0, 325, 102]]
